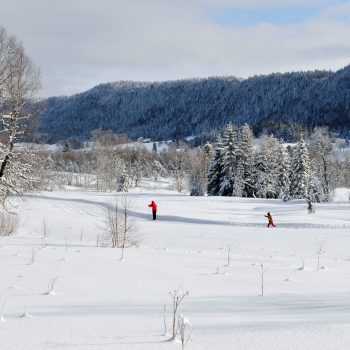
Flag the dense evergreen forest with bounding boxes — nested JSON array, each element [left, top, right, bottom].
[[38, 66, 350, 143]]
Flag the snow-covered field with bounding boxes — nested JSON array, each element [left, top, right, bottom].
[[1, 183, 350, 349]]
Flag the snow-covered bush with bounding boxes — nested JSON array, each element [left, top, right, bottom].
[[0, 211, 19, 236]]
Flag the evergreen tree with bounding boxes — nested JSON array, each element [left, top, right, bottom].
[[308, 127, 335, 202], [276, 139, 290, 200], [290, 137, 311, 199], [219, 124, 239, 196], [252, 135, 279, 198], [62, 140, 71, 153], [152, 142, 158, 155], [207, 135, 224, 196], [239, 123, 254, 197], [308, 167, 325, 203], [232, 161, 245, 197]]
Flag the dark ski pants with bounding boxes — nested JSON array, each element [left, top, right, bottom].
[[267, 222, 276, 228], [152, 211, 157, 220]]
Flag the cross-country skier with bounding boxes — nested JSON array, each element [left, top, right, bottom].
[[265, 212, 276, 228], [148, 200, 157, 220]]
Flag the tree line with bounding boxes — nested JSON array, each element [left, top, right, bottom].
[[37, 67, 350, 144], [205, 124, 344, 202]]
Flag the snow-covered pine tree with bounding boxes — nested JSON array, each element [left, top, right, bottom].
[[219, 123, 239, 196], [276, 139, 290, 200], [308, 166, 325, 203], [290, 136, 311, 199], [239, 123, 254, 197], [252, 135, 279, 198], [308, 127, 335, 202], [232, 161, 245, 197], [207, 135, 224, 196]]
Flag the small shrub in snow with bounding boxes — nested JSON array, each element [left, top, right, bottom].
[[0, 211, 19, 236]]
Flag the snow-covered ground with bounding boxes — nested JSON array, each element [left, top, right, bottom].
[[1, 183, 350, 349]]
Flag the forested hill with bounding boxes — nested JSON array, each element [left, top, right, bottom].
[[39, 66, 350, 143]]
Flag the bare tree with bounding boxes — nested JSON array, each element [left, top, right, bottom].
[[169, 287, 189, 341], [0, 26, 41, 205], [119, 195, 137, 260], [103, 194, 138, 259], [95, 148, 129, 192], [189, 143, 212, 196], [161, 147, 189, 193]]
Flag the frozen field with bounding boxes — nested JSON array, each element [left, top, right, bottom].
[[1, 184, 350, 350]]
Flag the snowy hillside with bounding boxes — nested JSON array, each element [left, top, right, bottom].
[[1, 183, 350, 349]]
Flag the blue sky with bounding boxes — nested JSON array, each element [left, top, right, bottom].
[[0, 0, 349, 97], [207, 0, 350, 27], [209, 6, 324, 27]]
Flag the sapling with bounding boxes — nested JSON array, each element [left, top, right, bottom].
[[42, 219, 48, 240], [169, 287, 189, 341], [259, 262, 267, 296], [226, 244, 231, 266], [79, 228, 84, 242], [27, 248, 38, 265], [163, 304, 167, 335], [44, 277, 58, 295]]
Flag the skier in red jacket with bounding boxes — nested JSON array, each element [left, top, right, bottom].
[[148, 200, 157, 220], [265, 212, 276, 228]]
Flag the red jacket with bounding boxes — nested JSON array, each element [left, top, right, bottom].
[[148, 201, 157, 211], [265, 213, 273, 223]]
